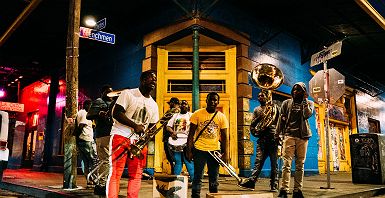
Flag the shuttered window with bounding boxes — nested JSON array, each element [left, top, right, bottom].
[[168, 52, 225, 70], [167, 80, 225, 93]]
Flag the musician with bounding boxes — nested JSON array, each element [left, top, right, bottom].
[[239, 91, 280, 191], [86, 84, 114, 195], [276, 82, 314, 198], [166, 100, 194, 183], [106, 70, 159, 198], [186, 92, 229, 198], [76, 99, 98, 188], [163, 97, 180, 174]]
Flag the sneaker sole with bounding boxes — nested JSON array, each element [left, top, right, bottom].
[[237, 184, 255, 191]]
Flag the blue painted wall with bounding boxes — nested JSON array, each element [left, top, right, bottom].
[[208, 6, 320, 176]]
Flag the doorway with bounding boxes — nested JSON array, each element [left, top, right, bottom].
[[22, 111, 39, 168], [330, 123, 350, 172], [154, 43, 237, 174]]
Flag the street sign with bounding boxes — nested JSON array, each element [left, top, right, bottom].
[[310, 41, 342, 66], [79, 27, 115, 44], [309, 68, 345, 104], [95, 18, 106, 30], [0, 101, 24, 112]]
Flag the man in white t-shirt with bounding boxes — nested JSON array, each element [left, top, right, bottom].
[[107, 70, 159, 198], [166, 100, 194, 183], [76, 99, 98, 188]]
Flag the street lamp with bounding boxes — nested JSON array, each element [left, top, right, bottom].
[[84, 16, 96, 28]]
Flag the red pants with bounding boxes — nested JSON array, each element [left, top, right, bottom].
[[107, 134, 147, 198]]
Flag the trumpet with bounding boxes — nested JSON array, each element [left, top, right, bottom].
[[208, 150, 244, 185], [130, 108, 179, 158]]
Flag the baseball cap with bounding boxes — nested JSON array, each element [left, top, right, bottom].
[[167, 97, 180, 104]]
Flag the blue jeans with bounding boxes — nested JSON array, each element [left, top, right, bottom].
[[191, 149, 219, 198], [77, 140, 98, 183], [173, 151, 194, 182]]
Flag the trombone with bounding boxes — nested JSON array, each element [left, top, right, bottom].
[[86, 108, 179, 184], [208, 150, 244, 185], [129, 108, 179, 158]]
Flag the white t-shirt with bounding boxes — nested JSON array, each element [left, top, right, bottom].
[[110, 88, 159, 141], [77, 109, 94, 142], [167, 112, 192, 146]]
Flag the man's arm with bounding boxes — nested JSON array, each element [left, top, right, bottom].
[[302, 99, 314, 119], [112, 104, 145, 134], [220, 128, 228, 163], [166, 126, 176, 139], [86, 99, 102, 120], [185, 123, 197, 161]]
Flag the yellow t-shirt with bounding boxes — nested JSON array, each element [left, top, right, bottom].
[[190, 108, 229, 151]]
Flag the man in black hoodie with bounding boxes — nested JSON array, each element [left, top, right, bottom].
[[86, 84, 114, 195], [276, 82, 314, 198]]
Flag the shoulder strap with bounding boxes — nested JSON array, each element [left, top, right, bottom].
[[194, 111, 218, 143]]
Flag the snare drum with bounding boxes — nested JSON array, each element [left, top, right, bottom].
[[168, 134, 188, 152]]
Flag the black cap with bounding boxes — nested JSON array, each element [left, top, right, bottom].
[[167, 97, 180, 104]]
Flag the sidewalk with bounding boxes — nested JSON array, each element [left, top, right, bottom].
[[1, 169, 385, 198]]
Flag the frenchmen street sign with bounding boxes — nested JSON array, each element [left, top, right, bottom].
[[79, 26, 115, 44]]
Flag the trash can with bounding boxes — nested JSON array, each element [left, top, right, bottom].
[[349, 133, 385, 184]]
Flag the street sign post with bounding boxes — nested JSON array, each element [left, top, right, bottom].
[[310, 41, 342, 67], [79, 27, 115, 44], [309, 68, 345, 104], [309, 41, 344, 190]]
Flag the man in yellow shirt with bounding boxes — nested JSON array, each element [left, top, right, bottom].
[[186, 92, 229, 198]]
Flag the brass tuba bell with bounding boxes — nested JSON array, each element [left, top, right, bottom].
[[251, 63, 284, 136]]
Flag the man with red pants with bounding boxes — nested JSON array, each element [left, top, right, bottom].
[[107, 70, 159, 198]]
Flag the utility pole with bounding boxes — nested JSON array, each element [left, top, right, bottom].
[[63, 0, 80, 189]]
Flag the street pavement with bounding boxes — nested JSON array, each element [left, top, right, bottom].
[[1, 169, 385, 198]]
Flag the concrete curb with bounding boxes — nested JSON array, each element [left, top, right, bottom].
[[333, 187, 385, 198], [1, 179, 385, 198], [0, 181, 77, 198]]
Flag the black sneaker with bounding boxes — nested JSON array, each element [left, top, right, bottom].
[[277, 189, 288, 198], [293, 189, 304, 198], [94, 185, 106, 196], [238, 178, 255, 190], [270, 183, 278, 192]]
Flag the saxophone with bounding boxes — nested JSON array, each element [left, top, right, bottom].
[[251, 63, 284, 136]]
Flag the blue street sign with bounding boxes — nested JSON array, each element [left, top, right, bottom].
[[79, 27, 115, 44], [95, 18, 106, 30]]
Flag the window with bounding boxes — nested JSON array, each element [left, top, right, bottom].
[[368, 118, 381, 133], [167, 80, 225, 93], [168, 52, 225, 70]]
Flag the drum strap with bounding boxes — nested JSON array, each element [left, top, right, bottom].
[[194, 111, 218, 143]]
